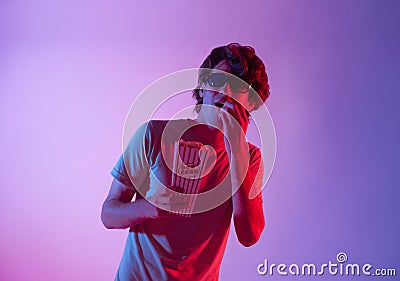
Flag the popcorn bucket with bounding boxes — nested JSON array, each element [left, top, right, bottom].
[[171, 139, 210, 216]]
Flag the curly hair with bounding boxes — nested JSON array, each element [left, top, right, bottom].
[[192, 43, 270, 112]]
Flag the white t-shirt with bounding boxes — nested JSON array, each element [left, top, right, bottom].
[[111, 119, 263, 281]]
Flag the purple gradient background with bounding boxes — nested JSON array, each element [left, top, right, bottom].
[[1, 1, 399, 280]]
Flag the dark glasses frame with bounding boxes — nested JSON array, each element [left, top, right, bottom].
[[206, 72, 252, 94]]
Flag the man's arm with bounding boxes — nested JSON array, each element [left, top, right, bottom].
[[230, 144, 265, 247], [101, 178, 191, 229], [219, 100, 265, 247], [101, 179, 158, 229]]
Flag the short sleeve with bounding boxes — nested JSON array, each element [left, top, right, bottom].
[[110, 122, 151, 193], [111, 154, 135, 189]]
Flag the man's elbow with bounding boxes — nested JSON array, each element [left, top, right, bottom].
[[101, 214, 114, 229], [237, 219, 265, 247], [101, 202, 117, 229], [238, 228, 263, 247], [239, 236, 259, 247]]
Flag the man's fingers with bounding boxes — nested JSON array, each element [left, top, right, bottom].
[[153, 190, 190, 207], [220, 101, 248, 130]]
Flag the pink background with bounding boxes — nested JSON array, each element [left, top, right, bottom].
[[1, 1, 399, 280]]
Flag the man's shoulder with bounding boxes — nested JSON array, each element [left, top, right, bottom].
[[247, 142, 262, 162], [247, 142, 260, 153], [148, 119, 191, 128], [145, 119, 194, 143]]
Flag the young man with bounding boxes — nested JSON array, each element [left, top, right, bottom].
[[101, 43, 271, 281]]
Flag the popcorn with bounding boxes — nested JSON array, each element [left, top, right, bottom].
[[171, 139, 210, 216]]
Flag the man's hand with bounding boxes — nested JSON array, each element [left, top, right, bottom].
[[218, 98, 250, 161], [147, 187, 192, 218], [218, 98, 251, 190]]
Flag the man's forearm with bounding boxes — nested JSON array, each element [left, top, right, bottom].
[[230, 145, 265, 247], [101, 198, 156, 229], [232, 172, 265, 246]]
